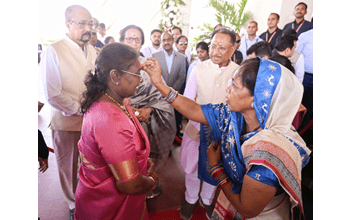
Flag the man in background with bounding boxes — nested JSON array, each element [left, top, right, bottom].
[[283, 2, 313, 37], [39, 5, 97, 220], [259, 13, 282, 47], [89, 17, 103, 55], [153, 31, 186, 138], [180, 28, 240, 220], [98, 22, 107, 44], [141, 29, 163, 58], [238, 21, 263, 60], [246, 41, 274, 59], [296, 29, 313, 132]]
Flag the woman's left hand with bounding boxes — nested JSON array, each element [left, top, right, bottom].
[[207, 141, 222, 168], [135, 107, 152, 122]]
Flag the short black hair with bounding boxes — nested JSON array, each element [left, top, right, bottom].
[[214, 24, 223, 30], [269, 54, 295, 74], [196, 41, 209, 52], [175, 35, 188, 44], [119, 24, 145, 46], [282, 28, 298, 41], [100, 23, 106, 29], [270, 13, 280, 20], [104, 36, 113, 45], [151, 29, 162, 36], [172, 26, 182, 34], [211, 28, 236, 46], [274, 35, 295, 52], [295, 2, 307, 10], [247, 41, 274, 58]]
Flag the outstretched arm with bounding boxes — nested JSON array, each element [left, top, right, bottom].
[[142, 57, 208, 125]]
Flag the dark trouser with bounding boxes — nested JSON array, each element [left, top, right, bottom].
[[38, 129, 49, 159], [175, 109, 183, 137], [299, 72, 313, 131]]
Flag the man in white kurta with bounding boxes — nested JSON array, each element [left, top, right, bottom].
[[39, 5, 97, 219], [180, 28, 240, 220]]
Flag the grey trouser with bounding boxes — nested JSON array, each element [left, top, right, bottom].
[[52, 130, 81, 210]]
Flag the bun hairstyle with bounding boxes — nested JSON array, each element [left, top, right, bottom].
[[80, 42, 138, 114]]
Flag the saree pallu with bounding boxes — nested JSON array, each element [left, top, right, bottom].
[[129, 58, 176, 157], [210, 130, 308, 220], [212, 191, 290, 220]]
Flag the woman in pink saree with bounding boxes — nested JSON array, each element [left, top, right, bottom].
[[75, 43, 158, 219]]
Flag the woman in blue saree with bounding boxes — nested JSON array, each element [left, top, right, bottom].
[[143, 57, 311, 219]]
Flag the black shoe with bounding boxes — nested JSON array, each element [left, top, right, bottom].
[[199, 199, 214, 219], [68, 208, 75, 220], [180, 200, 197, 220]]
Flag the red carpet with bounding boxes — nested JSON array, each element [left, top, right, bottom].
[[149, 206, 208, 220]]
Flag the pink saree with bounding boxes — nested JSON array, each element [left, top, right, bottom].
[[75, 102, 150, 220]]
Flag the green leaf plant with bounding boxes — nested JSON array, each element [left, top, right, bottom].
[[193, 0, 252, 45]]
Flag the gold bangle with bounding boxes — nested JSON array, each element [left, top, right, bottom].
[[148, 175, 157, 191]]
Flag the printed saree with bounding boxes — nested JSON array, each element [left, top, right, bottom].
[[198, 58, 311, 219]]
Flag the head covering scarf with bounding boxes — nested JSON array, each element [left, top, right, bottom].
[[198, 57, 311, 218]]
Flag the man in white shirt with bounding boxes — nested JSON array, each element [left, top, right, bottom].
[[141, 29, 163, 58], [180, 28, 240, 220], [97, 22, 107, 45], [172, 26, 191, 64], [238, 21, 263, 60], [39, 5, 97, 220]]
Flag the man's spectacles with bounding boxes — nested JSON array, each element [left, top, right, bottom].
[[162, 38, 173, 42], [121, 70, 144, 83], [69, 20, 96, 29], [209, 44, 233, 53], [236, 39, 241, 43], [178, 42, 188, 45], [125, 37, 142, 43]]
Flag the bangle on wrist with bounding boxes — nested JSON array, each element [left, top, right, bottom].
[[148, 174, 157, 191], [218, 177, 230, 190], [164, 88, 179, 104], [209, 164, 223, 176]]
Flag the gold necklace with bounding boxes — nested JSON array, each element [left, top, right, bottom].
[[103, 93, 141, 134]]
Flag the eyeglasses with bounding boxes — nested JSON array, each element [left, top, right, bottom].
[[236, 39, 241, 43], [125, 37, 142, 43], [178, 42, 188, 45], [121, 69, 144, 83], [162, 38, 173, 42], [209, 44, 233, 53], [69, 20, 96, 29]]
